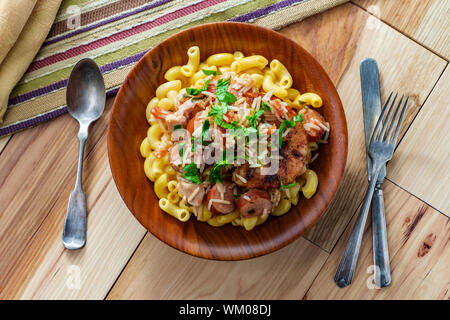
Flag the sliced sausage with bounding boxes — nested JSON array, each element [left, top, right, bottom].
[[205, 181, 236, 215], [237, 189, 272, 218], [178, 178, 205, 207]]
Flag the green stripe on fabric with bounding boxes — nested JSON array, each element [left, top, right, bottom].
[[59, 0, 92, 11], [11, 0, 278, 97]]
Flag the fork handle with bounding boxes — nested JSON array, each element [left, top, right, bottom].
[[372, 183, 391, 287], [334, 165, 381, 288]]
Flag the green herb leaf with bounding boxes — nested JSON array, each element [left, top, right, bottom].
[[178, 143, 185, 159], [216, 78, 237, 106], [293, 113, 303, 123], [207, 104, 236, 130], [185, 79, 210, 96], [279, 179, 299, 191], [185, 88, 202, 96], [208, 159, 229, 183], [183, 163, 202, 184], [174, 124, 183, 131], [261, 101, 272, 111], [202, 69, 221, 76], [191, 136, 195, 152], [278, 119, 296, 145], [201, 120, 211, 145], [246, 109, 264, 128]]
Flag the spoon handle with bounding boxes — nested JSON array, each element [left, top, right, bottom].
[[62, 123, 88, 250]]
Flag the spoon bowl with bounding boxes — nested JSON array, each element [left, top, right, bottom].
[[67, 58, 106, 122]]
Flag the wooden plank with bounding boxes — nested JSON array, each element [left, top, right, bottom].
[[387, 67, 450, 215], [107, 236, 328, 300], [0, 2, 447, 300], [355, 0, 450, 59], [305, 181, 450, 300], [280, 2, 447, 251], [0, 97, 146, 299], [0, 135, 10, 154]]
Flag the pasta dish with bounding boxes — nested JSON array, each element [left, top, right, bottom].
[[140, 47, 329, 231]]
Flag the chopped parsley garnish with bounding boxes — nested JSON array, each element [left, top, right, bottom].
[[178, 143, 185, 158], [279, 179, 299, 191], [261, 101, 272, 111], [191, 136, 195, 152], [278, 119, 296, 145], [215, 78, 237, 106], [208, 159, 229, 183], [201, 119, 211, 145], [202, 69, 221, 76], [173, 124, 183, 131], [185, 79, 210, 96], [208, 104, 237, 130], [278, 113, 304, 145], [246, 109, 264, 128], [293, 113, 303, 123], [182, 163, 202, 184]]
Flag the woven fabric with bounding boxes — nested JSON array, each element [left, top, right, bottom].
[[0, 0, 348, 136]]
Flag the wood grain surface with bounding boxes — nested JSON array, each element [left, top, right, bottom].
[[0, 0, 448, 300], [108, 22, 347, 260], [306, 180, 450, 300], [107, 237, 328, 300], [280, 2, 447, 252], [355, 0, 450, 59], [388, 66, 450, 215], [0, 98, 146, 299]]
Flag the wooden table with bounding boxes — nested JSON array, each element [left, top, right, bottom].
[[0, 0, 448, 300]]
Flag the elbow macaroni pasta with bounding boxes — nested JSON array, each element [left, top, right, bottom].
[[181, 46, 200, 77], [270, 59, 292, 89], [231, 55, 268, 73], [141, 46, 324, 228], [262, 70, 288, 99]]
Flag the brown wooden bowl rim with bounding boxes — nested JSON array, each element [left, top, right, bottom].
[[108, 21, 348, 260]]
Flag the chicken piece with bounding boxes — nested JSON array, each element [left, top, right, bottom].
[[205, 181, 236, 215], [236, 189, 272, 218], [151, 99, 201, 132], [178, 178, 205, 207], [168, 143, 184, 173], [300, 108, 327, 142], [233, 123, 309, 189]]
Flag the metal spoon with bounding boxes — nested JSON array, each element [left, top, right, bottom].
[[62, 58, 105, 250]]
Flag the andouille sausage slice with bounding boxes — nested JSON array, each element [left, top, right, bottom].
[[237, 189, 272, 218], [205, 181, 236, 215]]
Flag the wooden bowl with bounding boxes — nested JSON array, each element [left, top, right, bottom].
[[108, 22, 347, 260]]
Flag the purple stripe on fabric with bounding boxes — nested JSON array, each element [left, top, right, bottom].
[[44, 0, 174, 46], [229, 0, 304, 22], [5, 0, 307, 135], [0, 86, 120, 136], [8, 50, 147, 106], [17, 0, 302, 107]]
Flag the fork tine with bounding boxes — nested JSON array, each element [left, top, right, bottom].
[[384, 95, 404, 142], [370, 92, 394, 144], [379, 93, 399, 140], [391, 96, 409, 146]]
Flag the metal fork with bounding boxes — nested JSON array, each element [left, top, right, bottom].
[[334, 93, 409, 288]]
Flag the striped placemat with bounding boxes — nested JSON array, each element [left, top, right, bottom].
[[0, 0, 348, 136]]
